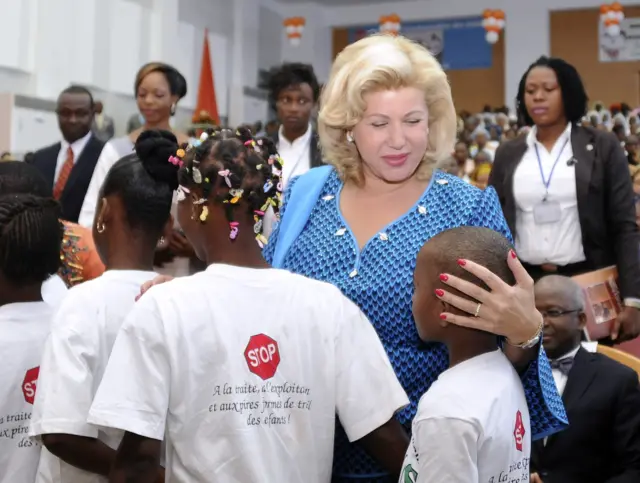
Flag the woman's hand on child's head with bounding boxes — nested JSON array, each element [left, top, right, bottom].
[[435, 249, 543, 344], [136, 275, 175, 301]]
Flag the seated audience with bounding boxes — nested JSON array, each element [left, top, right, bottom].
[[0, 194, 62, 482], [531, 275, 640, 483], [402, 226, 531, 482]]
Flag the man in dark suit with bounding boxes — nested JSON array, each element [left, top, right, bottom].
[[531, 275, 640, 483], [31, 85, 104, 223], [267, 62, 324, 191]]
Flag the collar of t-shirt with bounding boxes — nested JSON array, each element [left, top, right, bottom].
[[437, 349, 504, 382], [0, 300, 52, 322], [41, 274, 68, 308]]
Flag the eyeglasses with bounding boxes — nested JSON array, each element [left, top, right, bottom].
[[540, 309, 581, 319]]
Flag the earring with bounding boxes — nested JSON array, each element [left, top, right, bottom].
[[157, 236, 165, 247], [346, 131, 354, 143], [170, 103, 177, 116], [96, 222, 105, 234]]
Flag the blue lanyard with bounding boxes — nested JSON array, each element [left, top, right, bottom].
[[534, 138, 569, 196]]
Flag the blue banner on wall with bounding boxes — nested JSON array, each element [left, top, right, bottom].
[[346, 16, 492, 71]]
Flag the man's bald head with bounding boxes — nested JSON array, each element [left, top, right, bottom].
[[534, 275, 584, 312]]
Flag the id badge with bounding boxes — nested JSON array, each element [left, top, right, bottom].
[[533, 200, 562, 224]]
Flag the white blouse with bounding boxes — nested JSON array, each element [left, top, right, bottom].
[[513, 124, 586, 265]]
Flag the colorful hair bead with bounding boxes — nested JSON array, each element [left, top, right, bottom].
[[229, 221, 239, 240], [176, 148, 186, 158], [218, 169, 232, 187], [255, 233, 268, 248], [199, 205, 209, 222]]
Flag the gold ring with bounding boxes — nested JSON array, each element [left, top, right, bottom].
[[474, 303, 482, 317]]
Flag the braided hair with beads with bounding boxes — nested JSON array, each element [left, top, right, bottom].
[[0, 194, 63, 286], [175, 126, 284, 247]]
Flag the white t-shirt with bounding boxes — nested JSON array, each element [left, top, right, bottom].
[[399, 349, 531, 483], [0, 301, 53, 483], [30, 270, 157, 483], [41, 275, 68, 309], [89, 264, 409, 483]]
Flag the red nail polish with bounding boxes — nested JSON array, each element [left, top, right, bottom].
[[457, 259, 466, 266], [510, 249, 517, 259], [435, 289, 445, 297], [439, 274, 448, 282], [439, 314, 447, 320]]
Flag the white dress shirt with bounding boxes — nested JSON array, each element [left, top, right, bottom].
[[54, 131, 92, 185], [262, 124, 314, 239], [278, 124, 312, 188], [550, 345, 581, 396], [513, 124, 586, 265]]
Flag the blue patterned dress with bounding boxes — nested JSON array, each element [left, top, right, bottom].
[[263, 169, 567, 482]]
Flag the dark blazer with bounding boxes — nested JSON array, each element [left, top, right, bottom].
[[489, 125, 640, 299], [31, 135, 105, 223], [271, 129, 324, 168], [531, 347, 640, 482]]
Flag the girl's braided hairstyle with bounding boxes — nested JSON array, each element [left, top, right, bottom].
[[176, 126, 284, 246]]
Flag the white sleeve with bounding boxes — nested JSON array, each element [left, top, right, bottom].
[[77, 143, 117, 227], [334, 296, 409, 442], [30, 297, 99, 438], [88, 296, 170, 441], [413, 417, 480, 483]]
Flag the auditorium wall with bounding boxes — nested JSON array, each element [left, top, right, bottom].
[[551, 6, 640, 107], [331, 25, 504, 113]]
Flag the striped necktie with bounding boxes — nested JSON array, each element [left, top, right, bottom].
[[53, 147, 74, 200]]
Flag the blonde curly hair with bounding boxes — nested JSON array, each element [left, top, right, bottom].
[[318, 34, 457, 184]]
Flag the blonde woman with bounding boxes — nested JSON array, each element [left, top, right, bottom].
[[263, 35, 566, 482]]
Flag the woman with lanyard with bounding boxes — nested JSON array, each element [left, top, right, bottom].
[[490, 56, 640, 343]]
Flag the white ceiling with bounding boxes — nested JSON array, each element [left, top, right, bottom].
[[276, 0, 393, 5]]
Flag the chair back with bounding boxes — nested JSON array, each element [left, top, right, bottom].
[[597, 344, 640, 380]]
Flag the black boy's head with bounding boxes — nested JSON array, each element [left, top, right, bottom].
[[413, 226, 514, 343]]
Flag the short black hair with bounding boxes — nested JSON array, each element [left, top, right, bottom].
[[0, 161, 52, 197], [0, 194, 62, 285], [178, 127, 283, 244], [516, 56, 588, 126], [59, 84, 95, 107], [267, 62, 320, 109], [135, 62, 187, 100], [101, 130, 180, 239], [421, 226, 515, 292]]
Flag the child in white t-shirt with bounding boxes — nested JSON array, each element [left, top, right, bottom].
[[401, 226, 531, 483], [0, 194, 63, 483], [29, 131, 182, 483], [88, 128, 410, 483]]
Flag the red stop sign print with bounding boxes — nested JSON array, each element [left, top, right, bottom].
[[244, 334, 280, 380], [22, 366, 40, 405], [513, 410, 525, 451]]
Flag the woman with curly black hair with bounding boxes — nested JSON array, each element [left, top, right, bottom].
[[88, 127, 408, 483], [490, 56, 640, 342]]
